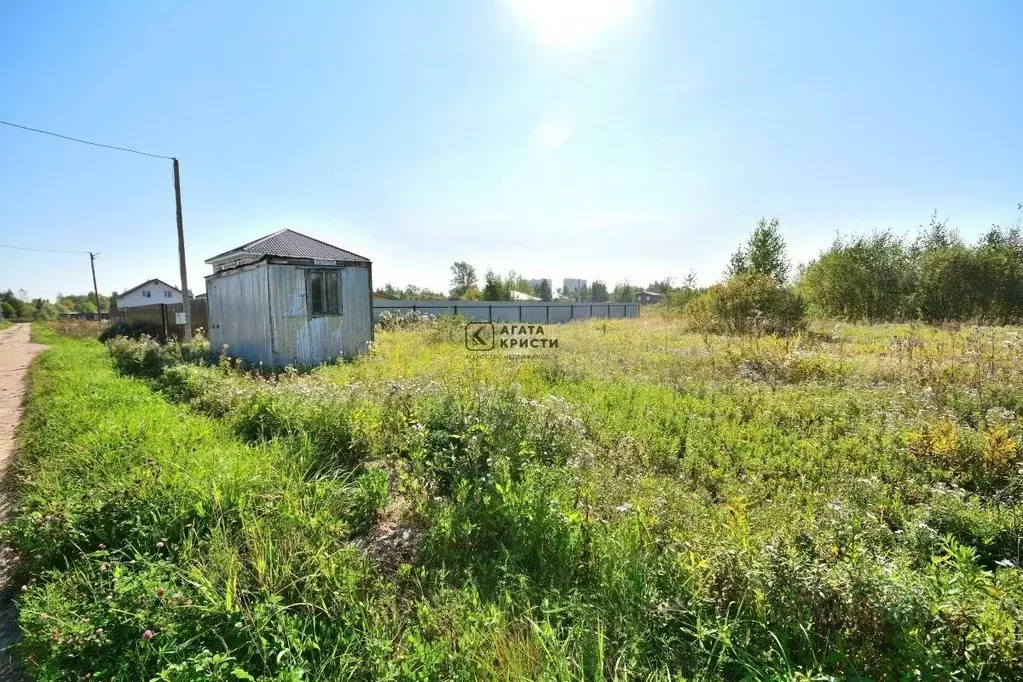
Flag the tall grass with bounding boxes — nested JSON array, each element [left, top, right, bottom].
[[8, 319, 1023, 680]]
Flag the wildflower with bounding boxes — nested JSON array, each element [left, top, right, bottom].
[[171, 592, 182, 602], [95, 628, 104, 635], [142, 629, 154, 641], [156, 541, 165, 549], [615, 502, 633, 513], [98, 543, 106, 550], [99, 564, 107, 572], [20, 585, 27, 592], [155, 588, 165, 598]]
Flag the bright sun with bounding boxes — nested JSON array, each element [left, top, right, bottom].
[[508, 0, 632, 46]]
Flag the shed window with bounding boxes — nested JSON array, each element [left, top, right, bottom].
[[307, 270, 341, 316]]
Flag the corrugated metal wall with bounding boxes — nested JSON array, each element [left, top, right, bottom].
[[207, 266, 273, 365], [267, 264, 341, 366], [373, 300, 639, 322], [264, 264, 372, 365], [207, 262, 374, 367], [340, 266, 372, 358]]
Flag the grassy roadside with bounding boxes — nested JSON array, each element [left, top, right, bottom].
[[6, 333, 387, 681]]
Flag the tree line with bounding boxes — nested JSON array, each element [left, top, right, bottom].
[[682, 206, 1023, 334], [376, 261, 680, 303], [802, 210, 1023, 323], [1, 289, 116, 321]]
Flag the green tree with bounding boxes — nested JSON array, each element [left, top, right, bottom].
[[665, 272, 703, 311], [800, 231, 915, 322], [646, 277, 675, 295], [1, 289, 24, 317], [449, 261, 478, 299], [727, 217, 789, 283], [537, 279, 552, 302], [612, 281, 639, 303], [684, 273, 806, 335], [481, 270, 512, 301], [590, 280, 609, 302]]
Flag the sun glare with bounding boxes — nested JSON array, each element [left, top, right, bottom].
[[509, 0, 632, 46]]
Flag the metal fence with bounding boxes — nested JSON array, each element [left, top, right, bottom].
[[373, 300, 639, 323], [115, 299, 209, 341]]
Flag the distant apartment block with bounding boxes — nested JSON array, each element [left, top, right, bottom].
[[562, 278, 588, 295]]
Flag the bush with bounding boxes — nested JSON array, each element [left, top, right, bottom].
[[800, 231, 915, 322], [106, 335, 178, 378], [99, 319, 156, 342], [376, 309, 434, 332], [684, 273, 806, 335], [106, 332, 213, 379]]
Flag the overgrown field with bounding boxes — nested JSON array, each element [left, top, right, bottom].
[[7, 317, 1023, 681]]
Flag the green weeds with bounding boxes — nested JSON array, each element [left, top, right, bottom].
[[9, 320, 1023, 680]]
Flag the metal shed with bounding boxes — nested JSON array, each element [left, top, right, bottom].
[[204, 229, 373, 366]]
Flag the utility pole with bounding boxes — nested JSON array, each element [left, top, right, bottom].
[[89, 251, 101, 320], [172, 158, 192, 340]]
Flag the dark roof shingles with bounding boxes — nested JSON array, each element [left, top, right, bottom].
[[207, 229, 369, 264]]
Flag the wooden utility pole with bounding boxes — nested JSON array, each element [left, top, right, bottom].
[[172, 157, 192, 340], [88, 251, 101, 319]]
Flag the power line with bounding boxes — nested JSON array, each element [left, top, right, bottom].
[[0, 244, 90, 255], [0, 119, 173, 160]]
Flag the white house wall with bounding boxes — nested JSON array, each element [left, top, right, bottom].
[[117, 282, 182, 308]]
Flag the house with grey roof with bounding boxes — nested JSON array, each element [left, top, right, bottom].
[[115, 278, 182, 309], [204, 229, 373, 366]]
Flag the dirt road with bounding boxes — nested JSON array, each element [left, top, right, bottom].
[[0, 323, 47, 679]]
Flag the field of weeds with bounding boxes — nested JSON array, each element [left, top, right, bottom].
[[6, 317, 1023, 681]]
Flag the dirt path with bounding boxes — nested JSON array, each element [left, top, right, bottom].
[[0, 324, 47, 679]]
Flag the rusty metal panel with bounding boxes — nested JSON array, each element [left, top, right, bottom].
[[206, 265, 272, 365]]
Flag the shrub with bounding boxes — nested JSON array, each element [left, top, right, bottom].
[[376, 309, 434, 332], [800, 231, 915, 322], [684, 273, 806, 335], [99, 319, 156, 342], [106, 335, 178, 378]]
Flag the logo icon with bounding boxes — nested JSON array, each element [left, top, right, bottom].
[[465, 322, 495, 351]]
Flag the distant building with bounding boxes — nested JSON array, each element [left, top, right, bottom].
[[204, 229, 373, 366], [509, 290, 541, 301], [115, 279, 182, 309], [637, 291, 664, 305], [562, 278, 587, 295]]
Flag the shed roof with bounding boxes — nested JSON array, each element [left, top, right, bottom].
[[205, 229, 370, 265]]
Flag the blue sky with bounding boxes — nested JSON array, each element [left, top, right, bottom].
[[1, 0, 1021, 299]]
